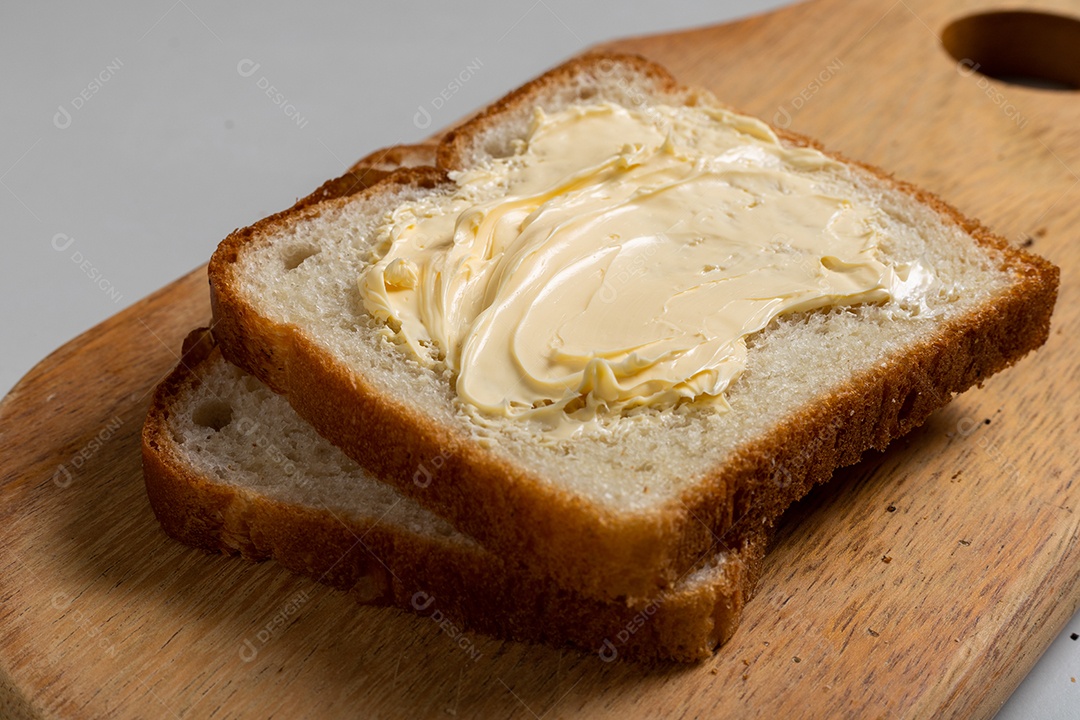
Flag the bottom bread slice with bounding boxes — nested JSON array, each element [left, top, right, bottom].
[[141, 329, 768, 662]]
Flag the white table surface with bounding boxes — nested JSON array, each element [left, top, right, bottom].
[[1, 2, 1076, 717]]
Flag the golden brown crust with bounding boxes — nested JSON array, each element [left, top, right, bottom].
[[292, 143, 439, 211], [206, 53, 1059, 602], [141, 329, 766, 662]]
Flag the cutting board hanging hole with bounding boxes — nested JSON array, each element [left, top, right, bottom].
[[941, 10, 1080, 91]]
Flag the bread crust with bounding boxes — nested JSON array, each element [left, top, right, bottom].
[[142, 329, 766, 662], [207, 53, 1059, 602], [293, 142, 438, 211]]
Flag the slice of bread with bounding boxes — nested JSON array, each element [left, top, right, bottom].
[[208, 53, 1059, 601], [142, 329, 766, 662]]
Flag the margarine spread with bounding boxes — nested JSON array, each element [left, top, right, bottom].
[[360, 102, 916, 434]]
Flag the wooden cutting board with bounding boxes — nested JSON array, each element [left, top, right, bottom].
[[2, 0, 1078, 717]]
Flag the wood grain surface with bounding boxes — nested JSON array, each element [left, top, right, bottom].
[[1, 0, 1078, 717]]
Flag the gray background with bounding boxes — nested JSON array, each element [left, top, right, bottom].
[[1, 2, 1075, 716]]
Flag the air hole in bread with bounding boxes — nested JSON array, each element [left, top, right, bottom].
[[192, 399, 234, 431], [284, 246, 319, 270], [897, 388, 919, 426]]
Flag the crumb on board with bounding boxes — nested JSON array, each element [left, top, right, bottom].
[[882, 555, 892, 564]]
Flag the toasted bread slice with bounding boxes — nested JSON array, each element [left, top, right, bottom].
[[208, 53, 1058, 601], [142, 329, 766, 662]]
